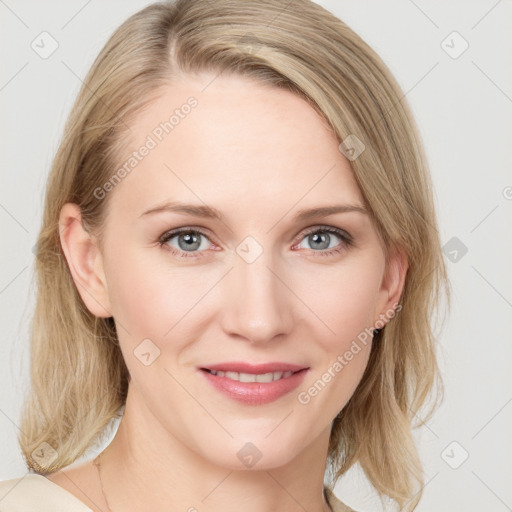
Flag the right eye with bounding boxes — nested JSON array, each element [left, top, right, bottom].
[[158, 228, 215, 258]]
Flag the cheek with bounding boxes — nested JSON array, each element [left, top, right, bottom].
[[105, 254, 199, 388], [105, 248, 214, 343], [294, 255, 384, 348], [106, 258, 163, 336]]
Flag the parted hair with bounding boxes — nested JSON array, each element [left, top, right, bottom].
[[19, 1, 451, 510]]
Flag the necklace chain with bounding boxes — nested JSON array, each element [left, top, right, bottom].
[[93, 453, 114, 512], [93, 452, 332, 512]]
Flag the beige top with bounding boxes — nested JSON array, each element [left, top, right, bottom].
[[0, 474, 356, 512]]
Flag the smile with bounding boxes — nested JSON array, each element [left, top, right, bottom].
[[199, 367, 309, 405]]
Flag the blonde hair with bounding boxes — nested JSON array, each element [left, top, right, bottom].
[[19, 1, 451, 510]]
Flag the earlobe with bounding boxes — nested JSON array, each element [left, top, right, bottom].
[[58, 203, 113, 318], [374, 246, 408, 330]]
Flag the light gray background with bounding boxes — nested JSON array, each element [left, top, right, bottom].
[[1, 1, 511, 511]]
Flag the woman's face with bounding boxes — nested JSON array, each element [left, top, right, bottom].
[[64, 72, 405, 470]]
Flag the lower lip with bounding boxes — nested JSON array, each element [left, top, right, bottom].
[[199, 368, 309, 405]]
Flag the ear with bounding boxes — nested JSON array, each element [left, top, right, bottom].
[[373, 245, 408, 329], [58, 203, 112, 318]]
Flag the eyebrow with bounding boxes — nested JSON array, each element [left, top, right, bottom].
[[138, 201, 368, 222]]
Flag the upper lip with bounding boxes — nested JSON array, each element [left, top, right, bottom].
[[200, 362, 309, 374]]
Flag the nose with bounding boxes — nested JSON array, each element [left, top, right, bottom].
[[219, 244, 294, 345]]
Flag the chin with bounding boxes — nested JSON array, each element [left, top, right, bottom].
[[202, 437, 302, 471]]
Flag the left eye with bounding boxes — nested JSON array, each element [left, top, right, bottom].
[[295, 228, 347, 251]]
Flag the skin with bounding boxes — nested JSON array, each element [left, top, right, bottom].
[[49, 71, 407, 512]]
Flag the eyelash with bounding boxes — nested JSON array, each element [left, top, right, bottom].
[[157, 225, 354, 260]]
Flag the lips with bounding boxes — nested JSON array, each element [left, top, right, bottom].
[[199, 361, 310, 405]]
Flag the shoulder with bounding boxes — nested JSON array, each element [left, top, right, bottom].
[[324, 486, 359, 512], [0, 474, 93, 511]]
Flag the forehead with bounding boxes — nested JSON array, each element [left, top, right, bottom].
[[107, 73, 364, 219]]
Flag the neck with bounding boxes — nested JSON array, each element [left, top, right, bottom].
[[97, 383, 333, 512]]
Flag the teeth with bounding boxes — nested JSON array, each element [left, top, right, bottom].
[[208, 370, 295, 382]]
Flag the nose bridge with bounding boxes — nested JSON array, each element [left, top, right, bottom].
[[222, 237, 292, 343]]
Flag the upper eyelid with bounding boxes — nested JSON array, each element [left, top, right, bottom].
[[300, 225, 351, 237]]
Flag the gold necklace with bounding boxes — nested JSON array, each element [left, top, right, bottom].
[[93, 453, 114, 512]]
